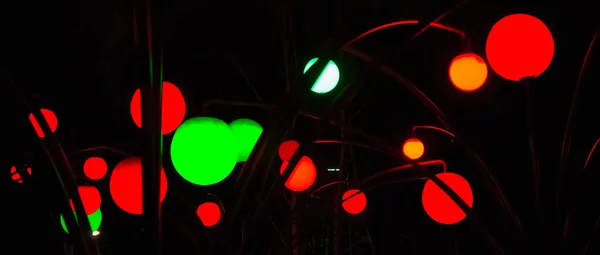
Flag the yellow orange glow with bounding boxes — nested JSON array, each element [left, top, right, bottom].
[[402, 138, 424, 160], [449, 53, 488, 92]]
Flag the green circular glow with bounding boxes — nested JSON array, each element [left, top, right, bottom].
[[60, 208, 102, 234], [170, 117, 238, 185], [303, 58, 340, 94], [229, 119, 263, 162]]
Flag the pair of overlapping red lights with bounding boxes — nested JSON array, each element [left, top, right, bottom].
[[449, 14, 553, 92]]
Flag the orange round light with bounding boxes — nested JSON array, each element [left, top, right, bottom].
[[279, 156, 317, 192], [486, 14, 554, 81], [196, 202, 221, 227], [342, 189, 367, 215], [402, 138, 424, 160], [449, 53, 488, 92], [422, 172, 473, 225]]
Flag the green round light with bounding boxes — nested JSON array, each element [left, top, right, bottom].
[[303, 58, 340, 94], [60, 208, 102, 234], [229, 118, 263, 162], [170, 117, 238, 185]]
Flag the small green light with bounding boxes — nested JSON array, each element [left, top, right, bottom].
[[60, 208, 102, 234], [229, 118, 263, 162], [303, 58, 340, 94]]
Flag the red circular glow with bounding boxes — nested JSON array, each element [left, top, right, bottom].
[[422, 172, 473, 225], [449, 53, 488, 92], [28, 108, 58, 138], [130, 81, 186, 135], [78, 186, 102, 215], [278, 140, 300, 161], [402, 138, 424, 160], [83, 157, 108, 180], [342, 189, 367, 215], [486, 14, 554, 81], [109, 157, 168, 214], [196, 202, 221, 227], [279, 156, 317, 192]]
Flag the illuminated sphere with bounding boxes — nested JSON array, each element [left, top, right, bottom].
[[422, 172, 473, 225], [83, 157, 108, 180], [78, 186, 102, 215], [60, 208, 102, 234], [130, 81, 186, 134], [279, 156, 317, 192], [278, 140, 300, 161], [171, 117, 238, 186], [196, 202, 221, 227], [402, 138, 424, 160], [28, 108, 58, 138], [304, 58, 340, 94], [109, 157, 168, 214], [486, 14, 554, 81], [10, 165, 31, 184], [342, 189, 367, 215], [229, 118, 263, 162], [449, 53, 488, 92]]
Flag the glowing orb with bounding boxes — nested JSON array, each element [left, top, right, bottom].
[[170, 117, 238, 186], [60, 208, 102, 234], [78, 186, 102, 215], [28, 108, 58, 138], [109, 157, 168, 214], [196, 202, 221, 227], [449, 53, 488, 92], [402, 138, 424, 160], [422, 172, 473, 225], [229, 118, 263, 162], [278, 140, 300, 161], [486, 14, 554, 81], [304, 58, 340, 94], [280, 156, 317, 192], [83, 157, 108, 180], [342, 189, 367, 215], [130, 81, 186, 134]]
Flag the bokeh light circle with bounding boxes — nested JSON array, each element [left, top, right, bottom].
[[449, 53, 488, 92], [170, 117, 238, 186], [342, 189, 367, 215], [402, 138, 425, 160], [78, 186, 102, 215], [422, 172, 473, 225], [279, 156, 317, 192], [109, 157, 168, 214], [304, 58, 340, 94], [130, 81, 186, 134], [278, 140, 300, 161], [486, 14, 554, 81], [28, 108, 58, 138], [83, 157, 108, 180], [60, 208, 102, 234], [229, 118, 263, 162], [196, 202, 221, 227]]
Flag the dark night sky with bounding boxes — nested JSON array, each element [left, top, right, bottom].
[[1, 0, 599, 254]]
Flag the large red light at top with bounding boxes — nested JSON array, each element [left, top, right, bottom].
[[486, 14, 554, 81], [130, 81, 186, 135], [196, 202, 221, 227], [109, 157, 168, 214], [342, 189, 367, 215], [28, 108, 58, 138], [421, 172, 473, 225]]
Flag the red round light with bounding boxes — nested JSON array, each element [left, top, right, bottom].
[[449, 53, 488, 92], [83, 157, 108, 180], [342, 189, 367, 215], [279, 156, 317, 192], [278, 140, 300, 161], [196, 202, 221, 227], [109, 157, 168, 214], [28, 108, 58, 138], [422, 172, 473, 225], [78, 186, 102, 215], [130, 81, 186, 135], [486, 14, 554, 81]]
